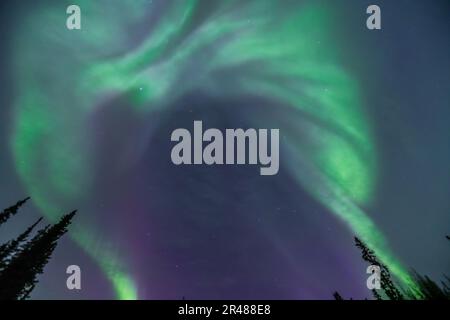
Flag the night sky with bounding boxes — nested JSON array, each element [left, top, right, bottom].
[[0, 0, 449, 299]]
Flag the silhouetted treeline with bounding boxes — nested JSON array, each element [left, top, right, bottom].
[[334, 236, 450, 300], [0, 198, 76, 300]]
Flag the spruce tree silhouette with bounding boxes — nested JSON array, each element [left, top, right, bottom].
[[411, 272, 450, 299], [354, 237, 404, 300], [0, 217, 43, 270], [0, 198, 76, 300], [0, 197, 30, 226]]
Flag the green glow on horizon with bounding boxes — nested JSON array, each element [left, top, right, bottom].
[[11, 0, 419, 298]]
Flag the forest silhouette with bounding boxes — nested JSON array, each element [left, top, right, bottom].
[[334, 237, 450, 300], [0, 198, 448, 300], [0, 198, 75, 300]]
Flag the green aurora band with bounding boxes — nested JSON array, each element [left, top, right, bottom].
[[10, 0, 419, 299]]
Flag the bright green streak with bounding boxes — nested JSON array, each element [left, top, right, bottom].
[[11, 0, 418, 298]]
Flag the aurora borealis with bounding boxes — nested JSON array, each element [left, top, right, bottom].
[[0, 0, 449, 299]]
